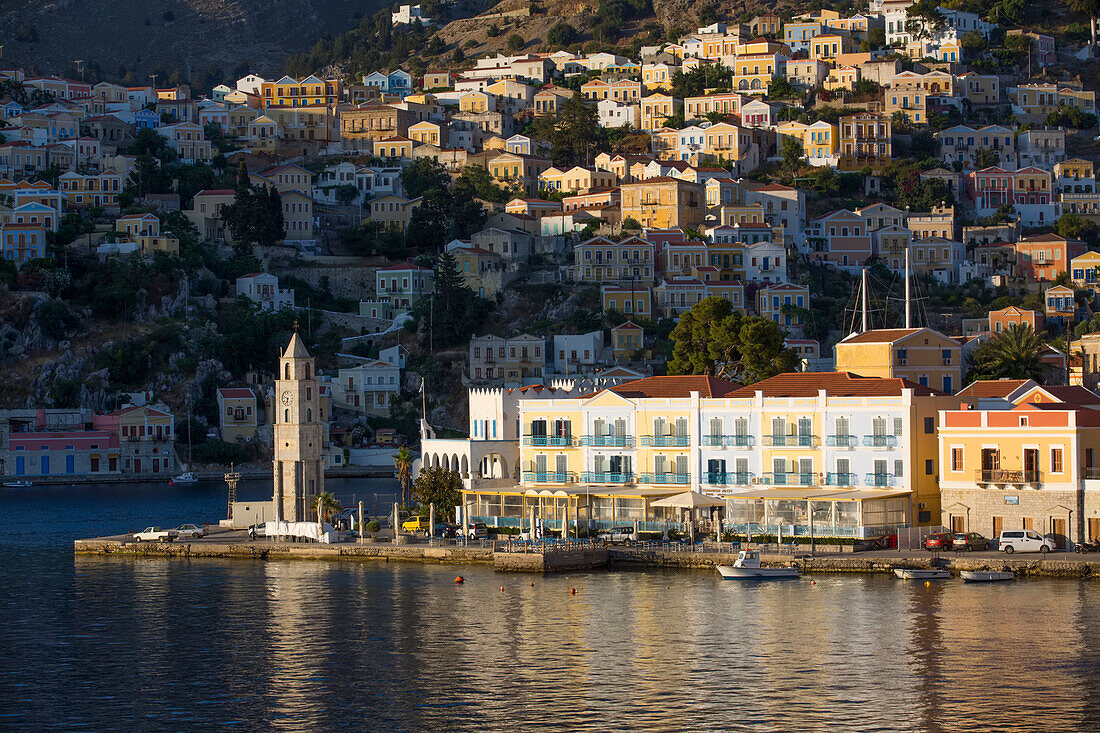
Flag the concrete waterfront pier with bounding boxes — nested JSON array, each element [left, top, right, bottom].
[[73, 534, 610, 573], [73, 532, 1100, 577]]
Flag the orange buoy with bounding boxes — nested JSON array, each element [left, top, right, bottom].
[[924, 581, 931, 587], [810, 580, 816, 585], [500, 586, 504, 592], [530, 582, 535, 586], [570, 587, 577, 595], [454, 576, 464, 584]]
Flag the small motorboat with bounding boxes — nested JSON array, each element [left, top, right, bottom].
[[894, 568, 952, 580], [960, 570, 1015, 583], [170, 472, 199, 485], [716, 550, 801, 579], [2, 480, 32, 488]]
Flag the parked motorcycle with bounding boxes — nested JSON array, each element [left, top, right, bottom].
[[1073, 540, 1100, 553]]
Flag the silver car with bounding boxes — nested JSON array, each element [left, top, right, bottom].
[[172, 524, 205, 539]]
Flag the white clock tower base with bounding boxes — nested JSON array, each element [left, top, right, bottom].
[[272, 330, 324, 522]]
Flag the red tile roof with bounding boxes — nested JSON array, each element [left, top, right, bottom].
[[840, 328, 925, 344], [218, 388, 255, 399], [595, 375, 741, 399], [729, 371, 943, 398], [956, 378, 1031, 399], [1030, 385, 1100, 406]]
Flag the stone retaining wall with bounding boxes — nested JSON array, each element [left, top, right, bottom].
[[71, 540, 1100, 578]]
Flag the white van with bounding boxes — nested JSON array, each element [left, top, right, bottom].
[[998, 530, 1056, 554]]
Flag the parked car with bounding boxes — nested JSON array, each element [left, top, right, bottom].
[[132, 527, 173, 542], [952, 532, 989, 551], [923, 532, 954, 551], [401, 516, 431, 534], [598, 526, 637, 543], [458, 522, 488, 540], [998, 530, 1055, 554], [433, 522, 459, 538], [172, 524, 205, 539]]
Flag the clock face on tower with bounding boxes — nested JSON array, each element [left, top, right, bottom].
[[281, 390, 294, 406]]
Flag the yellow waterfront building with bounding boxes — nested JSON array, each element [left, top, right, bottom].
[[441, 373, 958, 537]]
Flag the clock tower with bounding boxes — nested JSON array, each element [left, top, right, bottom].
[[273, 330, 324, 522]]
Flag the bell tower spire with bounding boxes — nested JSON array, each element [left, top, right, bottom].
[[273, 331, 324, 522]]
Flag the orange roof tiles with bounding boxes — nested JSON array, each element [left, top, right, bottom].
[[728, 371, 943, 398], [596, 375, 741, 399], [956, 378, 1031, 399], [840, 328, 925, 344]]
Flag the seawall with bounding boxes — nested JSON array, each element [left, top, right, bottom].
[[73, 538, 1100, 578]]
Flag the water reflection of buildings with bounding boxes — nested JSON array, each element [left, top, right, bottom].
[[906, 579, 1086, 730], [263, 561, 332, 729]]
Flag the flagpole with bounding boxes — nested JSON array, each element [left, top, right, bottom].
[[420, 376, 427, 441]]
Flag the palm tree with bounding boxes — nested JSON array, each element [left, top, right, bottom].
[[314, 492, 341, 526], [970, 323, 1047, 382], [394, 446, 413, 505]]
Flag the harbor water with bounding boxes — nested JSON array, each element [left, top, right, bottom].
[[2, 479, 1100, 731]]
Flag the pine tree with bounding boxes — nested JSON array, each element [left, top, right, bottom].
[[236, 160, 249, 192]]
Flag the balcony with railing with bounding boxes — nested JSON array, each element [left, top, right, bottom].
[[638, 473, 690, 485], [581, 472, 634, 483], [865, 472, 896, 487], [522, 470, 575, 484], [975, 469, 1039, 485], [641, 435, 690, 447], [826, 472, 857, 486], [577, 435, 634, 448], [761, 472, 817, 486], [703, 471, 753, 486], [825, 434, 858, 448], [762, 434, 818, 447], [701, 434, 755, 448], [522, 435, 573, 447], [862, 435, 898, 448]]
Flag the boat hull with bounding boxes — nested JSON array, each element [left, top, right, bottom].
[[960, 570, 1014, 583], [894, 568, 952, 579], [717, 565, 800, 579]]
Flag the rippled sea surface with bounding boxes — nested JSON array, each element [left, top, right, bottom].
[[2, 479, 1100, 731]]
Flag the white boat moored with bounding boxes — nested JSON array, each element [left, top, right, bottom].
[[2, 480, 32, 488], [960, 570, 1015, 583], [170, 472, 199, 485], [716, 550, 801, 579], [894, 568, 952, 580]]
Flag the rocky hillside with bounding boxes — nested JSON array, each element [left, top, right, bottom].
[[432, 0, 772, 60], [0, 0, 389, 80]]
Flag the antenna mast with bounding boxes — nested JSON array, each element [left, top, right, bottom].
[[861, 268, 869, 333], [905, 248, 912, 329]]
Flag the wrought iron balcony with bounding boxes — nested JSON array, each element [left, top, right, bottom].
[[641, 435, 690, 447], [577, 435, 634, 448], [975, 469, 1039, 484], [865, 472, 896, 487], [826, 472, 857, 486], [862, 435, 898, 448], [638, 472, 690, 485], [522, 435, 573, 447], [762, 435, 818, 447], [581, 472, 634, 483], [701, 435, 755, 448], [522, 471, 575, 483], [703, 472, 752, 486], [825, 435, 858, 448], [761, 472, 817, 486]]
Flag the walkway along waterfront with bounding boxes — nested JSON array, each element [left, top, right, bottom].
[[73, 532, 1100, 577]]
